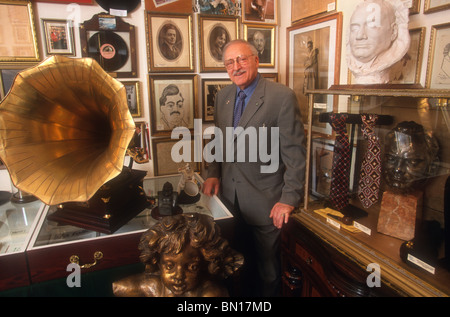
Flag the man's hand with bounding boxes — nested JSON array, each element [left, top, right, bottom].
[[270, 202, 295, 229], [202, 177, 220, 196]]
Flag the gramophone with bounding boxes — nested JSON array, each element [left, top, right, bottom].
[[0, 56, 148, 233]]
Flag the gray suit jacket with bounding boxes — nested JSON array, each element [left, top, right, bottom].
[[207, 75, 306, 226]]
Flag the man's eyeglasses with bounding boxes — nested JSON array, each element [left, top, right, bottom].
[[224, 54, 254, 69]]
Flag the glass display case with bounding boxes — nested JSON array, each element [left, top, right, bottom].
[[285, 86, 450, 296], [0, 196, 45, 290], [26, 173, 233, 284]]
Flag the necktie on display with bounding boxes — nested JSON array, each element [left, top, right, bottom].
[[358, 114, 381, 208], [233, 90, 246, 129], [329, 113, 351, 210]]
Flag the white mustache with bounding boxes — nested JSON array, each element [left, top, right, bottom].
[[232, 70, 246, 76]]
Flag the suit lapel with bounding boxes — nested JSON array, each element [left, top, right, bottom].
[[235, 77, 265, 133]]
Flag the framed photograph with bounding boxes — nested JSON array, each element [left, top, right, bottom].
[[152, 137, 200, 176], [241, 0, 277, 24], [199, 15, 239, 72], [146, 12, 194, 72], [145, 0, 192, 13], [425, 22, 450, 89], [311, 139, 334, 198], [244, 24, 275, 68], [389, 27, 425, 84], [424, 0, 450, 13], [201, 78, 232, 122], [409, 0, 421, 14], [0, 1, 40, 64], [291, 0, 336, 23], [121, 81, 142, 118], [197, 0, 239, 15], [42, 19, 75, 56], [149, 75, 198, 136], [287, 12, 342, 135], [79, 13, 137, 78]]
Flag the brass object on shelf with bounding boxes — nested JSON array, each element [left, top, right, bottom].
[[0, 56, 135, 206]]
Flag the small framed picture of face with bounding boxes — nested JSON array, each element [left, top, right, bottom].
[[244, 24, 275, 68]]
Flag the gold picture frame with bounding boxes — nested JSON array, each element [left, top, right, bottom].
[[42, 19, 75, 56], [424, 0, 450, 14], [146, 12, 194, 73], [425, 22, 450, 89], [291, 0, 335, 24], [241, 0, 277, 24], [121, 81, 143, 118], [0, 0, 40, 64], [243, 23, 275, 68]]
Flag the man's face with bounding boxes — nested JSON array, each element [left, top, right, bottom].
[[161, 93, 184, 126], [165, 28, 177, 45], [224, 42, 259, 90], [253, 33, 265, 52], [349, 1, 396, 63]]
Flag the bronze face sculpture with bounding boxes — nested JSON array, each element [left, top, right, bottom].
[[383, 121, 439, 193], [112, 213, 243, 297]]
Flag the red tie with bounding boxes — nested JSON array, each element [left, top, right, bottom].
[[329, 113, 350, 210], [358, 114, 381, 208]]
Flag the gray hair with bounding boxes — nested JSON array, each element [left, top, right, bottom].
[[222, 39, 258, 62]]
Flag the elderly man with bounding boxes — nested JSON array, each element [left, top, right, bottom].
[[202, 39, 306, 296]]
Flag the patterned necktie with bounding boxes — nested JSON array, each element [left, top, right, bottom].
[[358, 114, 381, 208], [233, 90, 246, 129], [329, 113, 351, 210]]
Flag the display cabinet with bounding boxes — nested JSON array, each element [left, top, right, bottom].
[[25, 173, 233, 285], [282, 87, 450, 297], [0, 197, 45, 291]]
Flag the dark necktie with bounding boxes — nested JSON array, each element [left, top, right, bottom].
[[233, 90, 246, 129], [358, 114, 381, 208], [329, 113, 350, 210]]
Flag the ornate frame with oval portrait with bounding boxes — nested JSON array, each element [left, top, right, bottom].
[[199, 15, 239, 72], [146, 12, 194, 72]]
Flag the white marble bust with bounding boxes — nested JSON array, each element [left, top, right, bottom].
[[347, 0, 410, 84]]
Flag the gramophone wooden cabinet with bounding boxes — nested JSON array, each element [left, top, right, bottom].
[[25, 174, 233, 286]]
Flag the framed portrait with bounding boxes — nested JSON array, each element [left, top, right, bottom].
[[149, 74, 198, 136], [199, 15, 239, 72], [121, 81, 142, 118], [291, 0, 336, 23], [42, 19, 75, 56], [146, 12, 194, 72], [152, 137, 200, 176], [201, 78, 232, 122], [79, 13, 137, 78], [287, 12, 342, 135], [0, 1, 40, 64], [241, 0, 277, 24], [244, 24, 275, 68], [145, 0, 192, 13], [425, 22, 450, 89], [424, 0, 450, 13], [197, 0, 239, 15], [261, 72, 278, 82], [389, 27, 425, 84]]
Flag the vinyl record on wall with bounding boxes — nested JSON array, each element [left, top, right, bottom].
[[95, 0, 141, 13], [87, 31, 129, 72]]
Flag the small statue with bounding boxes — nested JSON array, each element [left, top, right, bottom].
[[151, 182, 182, 219], [383, 121, 439, 193], [112, 213, 244, 297]]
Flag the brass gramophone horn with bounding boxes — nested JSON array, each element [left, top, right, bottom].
[[0, 56, 135, 206]]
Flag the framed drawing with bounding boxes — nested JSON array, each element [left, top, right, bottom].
[[201, 78, 232, 122], [389, 27, 425, 84], [149, 74, 198, 136], [425, 22, 450, 89], [241, 0, 277, 24], [196, 0, 239, 15], [287, 12, 342, 135], [79, 13, 137, 78], [0, 1, 40, 64], [424, 0, 450, 13], [199, 15, 239, 72], [244, 24, 275, 68], [42, 19, 75, 56], [146, 12, 194, 72], [291, 0, 335, 23], [152, 137, 200, 176], [121, 81, 142, 118]]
